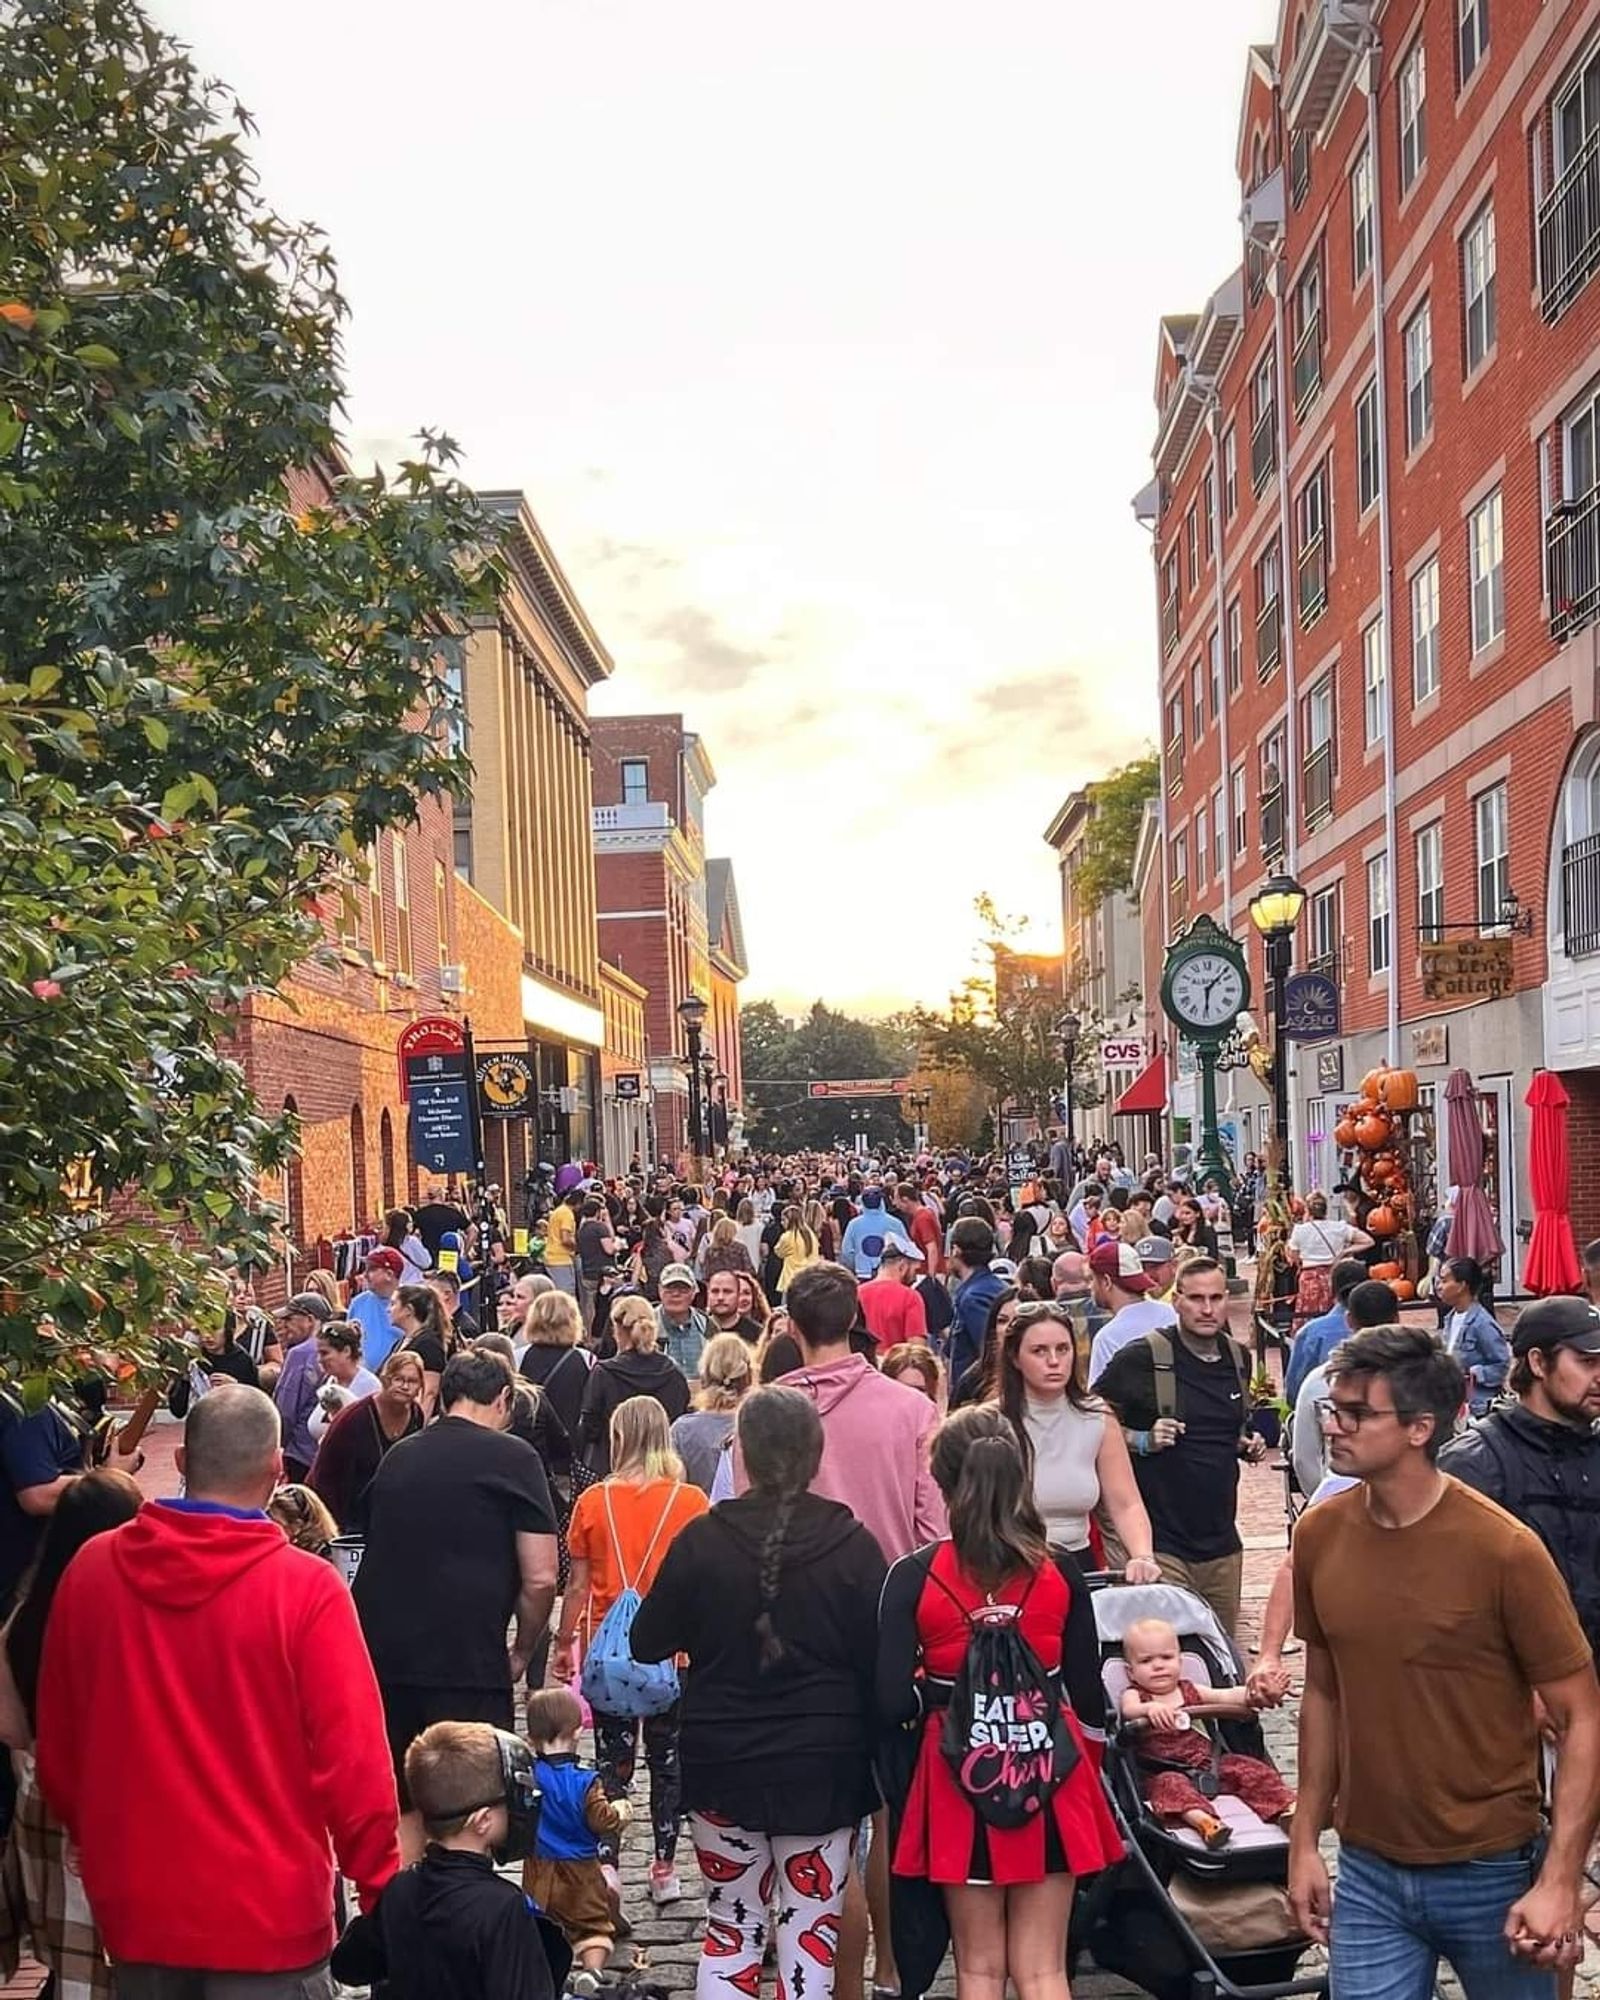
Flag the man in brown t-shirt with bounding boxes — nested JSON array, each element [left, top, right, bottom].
[[1292, 1325, 1600, 2000]]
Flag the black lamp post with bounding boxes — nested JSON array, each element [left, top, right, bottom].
[[1057, 1011, 1081, 1160], [907, 1088, 931, 1151], [677, 992, 708, 1163], [1248, 871, 1307, 1195], [713, 1068, 729, 1154]]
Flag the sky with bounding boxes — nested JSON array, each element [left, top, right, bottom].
[[158, 0, 1280, 1016]]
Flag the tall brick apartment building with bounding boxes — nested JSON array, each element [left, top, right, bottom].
[[591, 717, 747, 1162], [1146, 0, 1600, 1264]]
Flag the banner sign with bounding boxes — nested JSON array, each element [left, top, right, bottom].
[[1420, 936, 1515, 1005], [1315, 1047, 1345, 1093], [613, 1073, 642, 1101], [396, 1015, 465, 1102], [1100, 1038, 1144, 1069], [806, 1077, 910, 1099], [406, 1050, 477, 1174], [476, 1052, 535, 1119], [1281, 971, 1340, 1042]]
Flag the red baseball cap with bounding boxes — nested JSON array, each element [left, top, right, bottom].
[[366, 1247, 405, 1278], [1087, 1239, 1155, 1293]]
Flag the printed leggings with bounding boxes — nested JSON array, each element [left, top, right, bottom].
[[688, 1815, 855, 2000], [593, 1704, 682, 1863]]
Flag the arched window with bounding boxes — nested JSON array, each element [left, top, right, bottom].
[[379, 1108, 397, 1212], [350, 1103, 369, 1231]]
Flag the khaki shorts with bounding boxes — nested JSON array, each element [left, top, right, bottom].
[[1152, 1551, 1243, 1640]]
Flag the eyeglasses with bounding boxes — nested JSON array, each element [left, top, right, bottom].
[[1316, 1397, 1406, 1433]]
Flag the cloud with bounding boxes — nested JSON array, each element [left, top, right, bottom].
[[644, 603, 771, 694]]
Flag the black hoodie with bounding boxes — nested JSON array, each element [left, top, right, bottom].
[[577, 1349, 690, 1475], [332, 1845, 568, 2000], [630, 1491, 885, 1833]]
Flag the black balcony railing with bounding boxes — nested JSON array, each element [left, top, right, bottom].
[[1161, 590, 1180, 655], [1550, 487, 1600, 643], [1298, 534, 1328, 625], [1257, 594, 1282, 678], [1251, 403, 1277, 493], [1261, 784, 1286, 863], [1563, 832, 1600, 958], [1292, 312, 1323, 412], [1303, 740, 1334, 827], [1539, 128, 1600, 325]]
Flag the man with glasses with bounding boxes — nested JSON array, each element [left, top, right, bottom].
[[1096, 1256, 1262, 1635], [1290, 1325, 1600, 2000]]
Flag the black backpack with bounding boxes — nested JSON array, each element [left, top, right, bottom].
[[929, 1563, 1080, 1830]]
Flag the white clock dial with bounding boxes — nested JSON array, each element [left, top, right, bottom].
[[1171, 951, 1246, 1029]]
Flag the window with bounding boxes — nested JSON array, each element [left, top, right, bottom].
[[1208, 629, 1222, 717], [1186, 504, 1200, 590], [1166, 691, 1184, 759], [1403, 301, 1434, 450], [1297, 464, 1330, 623], [391, 833, 412, 978], [1202, 471, 1215, 563], [1257, 542, 1283, 673], [1292, 259, 1323, 411], [1306, 678, 1335, 754], [1232, 766, 1248, 856], [1172, 829, 1188, 887], [336, 866, 360, 946], [1310, 885, 1342, 973], [1351, 145, 1374, 283], [1363, 615, 1388, 744], [1468, 487, 1505, 652], [1416, 822, 1444, 943], [1162, 551, 1180, 653], [1191, 661, 1204, 741], [1476, 783, 1511, 928], [621, 758, 649, 805], [1213, 786, 1226, 875], [1223, 428, 1238, 519], [1251, 352, 1278, 493], [1304, 680, 1335, 827], [367, 841, 386, 967], [1568, 382, 1600, 503], [1399, 40, 1427, 192], [1368, 852, 1391, 973], [1290, 130, 1312, 209], [1412, 554, 1441, 702], [1226, 598, 1243, 694], [1194, 805, 1209, 884], [1463, 203, 1497, 373], [1356, 379, 1381, 513], [1459, 0, 1488, 88], [434, 861, 450, 969]]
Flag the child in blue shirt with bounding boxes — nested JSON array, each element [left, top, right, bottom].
[[523, 1687, 629, 1994]]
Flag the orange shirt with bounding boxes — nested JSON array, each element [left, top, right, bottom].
[[567, 1476, 708, 1635]]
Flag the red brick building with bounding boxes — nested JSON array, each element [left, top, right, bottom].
[[706, 858, 749, 1148], [1146, 0, 1600, 1262], [590, 716, 746, 1162], [599, 959, 651, 1173]]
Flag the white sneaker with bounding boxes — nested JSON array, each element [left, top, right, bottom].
[[649, 1863, 683, 1905]]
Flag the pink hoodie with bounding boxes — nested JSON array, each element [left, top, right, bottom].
[[735, 1352, 947, 1561]]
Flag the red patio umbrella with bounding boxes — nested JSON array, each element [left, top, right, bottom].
[[1444, 1067, 1504, 1267], [1524, 1069, 1583, 1296]]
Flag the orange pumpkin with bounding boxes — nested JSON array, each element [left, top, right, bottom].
[[1334, 1116, 1359, 1149], [1367, 1203, 1399, 1236], [1379, 1068, 1420, 1113], [1388, 1278, 1417, 1300], [1361, 1067, 1389, 1100], [1354, 1111, 1392, 1150], [1368, 1155, 1398, 1185], [1369, 1261, 1401, 1280]]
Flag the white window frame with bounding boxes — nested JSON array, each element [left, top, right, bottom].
[[1223, 427, 1238, 519], [1186, 504, 1200, 590], [1399, 40, 1427, 191], [1565, 380, 1600, 504], [1411, 554, 1441, 703], [1368, 852, 1392, 974], [1172, 828, 1188, 887], [1311, 885, 1341, 969], [1403, 301, 1434, 450], [392, 832, 413, 979], [1191, 661, 1204, 741], [1202, 470, 1215, 561], [1208, 629, 1222, 716], [1226, 597, 1243, 694], [1305, 678, 1335, 752], [1463, 202, 1497, 374], [1416, 821, 1444, 943], [1356, 379, 1381, 513], [1351, 144, 1374, 282], [1459, 0, 1489, 89], [621, 758, 649, 805], [1232, 766, 1248, 856], [1212, 785, 1226, 876], [1554, 43, 1600, 179], [1476, 783, 1511, 930], [1468, 488, 1505, 652], [1363, 615, 1388, 745], [1195, 804, 1209, 884]]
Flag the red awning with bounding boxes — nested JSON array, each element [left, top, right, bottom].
[[1116, 1056, 1167, 1116]]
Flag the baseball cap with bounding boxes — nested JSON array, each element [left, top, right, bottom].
[[990, 1258, 1019, 1282], [1511, 1296, 1600, 1356], [280, 1291, 333, 1322], [659, 1263, 697, 1290], [365, 1248, 404, 1278], [879, 1232, 922, 1265], [1134, 1236, 1174, 1267], [1088, 1240, 1155, 1293]]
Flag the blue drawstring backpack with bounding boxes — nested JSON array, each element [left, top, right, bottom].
[[579, 1484, 682, 1718]]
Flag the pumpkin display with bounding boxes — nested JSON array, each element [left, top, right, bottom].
[[1379, 1068, 1420, 1113], [1367, 1154, 1399, 1185], [1353, 1110, 1392, 1150], [1361, 1066, 1389, 1101], [1333, 1114, 1359, 1149], [1366, 1204, 1399, 1236], [1369, 1261, 1401, 1281], [1388, 1278, 1417, 1300]]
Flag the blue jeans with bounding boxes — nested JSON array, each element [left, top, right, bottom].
[[1331, 1841, 1556, 2000]]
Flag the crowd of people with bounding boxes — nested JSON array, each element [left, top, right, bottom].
[[3, 1138, 1600, 2000]]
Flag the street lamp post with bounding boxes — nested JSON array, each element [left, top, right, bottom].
[[1248, 871, 1307, 1197], [713, 1068, 729, 1157], [676, 992, 708, 1168], [1057, 1012, 1081, 1163], [907, 1088, 931, 1152]]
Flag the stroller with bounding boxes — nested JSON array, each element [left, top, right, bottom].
[[1072, 1580, 1325, 2000]]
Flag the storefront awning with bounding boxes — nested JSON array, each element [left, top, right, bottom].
[[1116, 1056, 1167, 1117]]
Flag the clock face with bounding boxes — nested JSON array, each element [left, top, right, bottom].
[[1170, 951, 1246, 1030]]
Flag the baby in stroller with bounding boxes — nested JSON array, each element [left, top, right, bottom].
[[1119, 1618, 1296, 1850]]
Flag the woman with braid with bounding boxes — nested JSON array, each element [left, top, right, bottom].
[[632, 1386, 886, 2000]]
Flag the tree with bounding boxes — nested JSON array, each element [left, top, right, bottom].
[[739, 1001, 917, 1153], [1070, 751, 1159, 908], [0, 0, 498, 1390]]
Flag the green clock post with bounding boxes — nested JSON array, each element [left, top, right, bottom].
[[1159, 914, 1251, 1200]]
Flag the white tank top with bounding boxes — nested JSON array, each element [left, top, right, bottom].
[[1024, 1394, 1106, 1552]]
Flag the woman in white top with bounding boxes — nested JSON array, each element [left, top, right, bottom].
[[1285, 1190, 1374, 1329], [308, 1320, 383, 1442], [994, 1300, 1160, 1744]]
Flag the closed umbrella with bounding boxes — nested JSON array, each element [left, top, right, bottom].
[[1524, 1070, 1583, 1296], [1444, 1068, 1504, 1266]]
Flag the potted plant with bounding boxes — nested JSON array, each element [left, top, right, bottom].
[[1248, 1371, 1289, 1449]]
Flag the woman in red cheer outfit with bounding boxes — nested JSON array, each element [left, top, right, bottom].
[[877, 1405, 1121, 2000]]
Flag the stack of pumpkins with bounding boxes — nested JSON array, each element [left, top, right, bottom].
[[1331, 1064, 1422, 1299]]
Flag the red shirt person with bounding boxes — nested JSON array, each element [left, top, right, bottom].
[[857, 1237, 930, 1349]]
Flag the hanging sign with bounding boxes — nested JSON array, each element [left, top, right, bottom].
[[396, 1015, 465, 1102], [614, 1073, 642, 1101], [1421, 937, 1515, 1004], [1282, 971, 1340, 1042], [406, 1049, 476, 1174], [1101, 1038, 1145, 1069], [806, 1077, 911, 1099], [477, 1052, 535, 1119]]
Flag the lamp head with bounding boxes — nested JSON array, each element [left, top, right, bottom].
[[676, 992, 709, 1034], [1249, 872, 1307, 938]]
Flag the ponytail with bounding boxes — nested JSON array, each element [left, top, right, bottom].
[[930, 1404, 1047, 1593]]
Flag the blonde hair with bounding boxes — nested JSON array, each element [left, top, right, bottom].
[[609, 1394, 684, 1482], [611, 1296, 657, 1351], [267, 1483, 339, 1555], [303, 1269, 342, 1312], [736, 1199, 756, 1225], [406, 1720, 505, 1833], [710, 1216, 737, 1249], [881, 1342, 943, 1400], [524, 1290, 582, 1349], [694, 1333, 754, 1412]]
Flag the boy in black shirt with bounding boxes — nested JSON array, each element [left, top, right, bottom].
[[334, 1720, 568, 2000]]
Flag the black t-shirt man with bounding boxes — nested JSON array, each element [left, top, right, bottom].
[[576, 1216, 614, 1280], [708, 1314, 764, 1344], [411, 1200, 471, 1262], [1097, 1332, 1248, 1562]]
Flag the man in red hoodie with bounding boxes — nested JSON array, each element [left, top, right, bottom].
[[37, 1385, 399, 1996]]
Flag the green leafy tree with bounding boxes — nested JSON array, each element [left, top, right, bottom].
[[0, 0, 498, 1391], [1070, 751, 1159, 908], [740, 1001, 916, 1152]]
